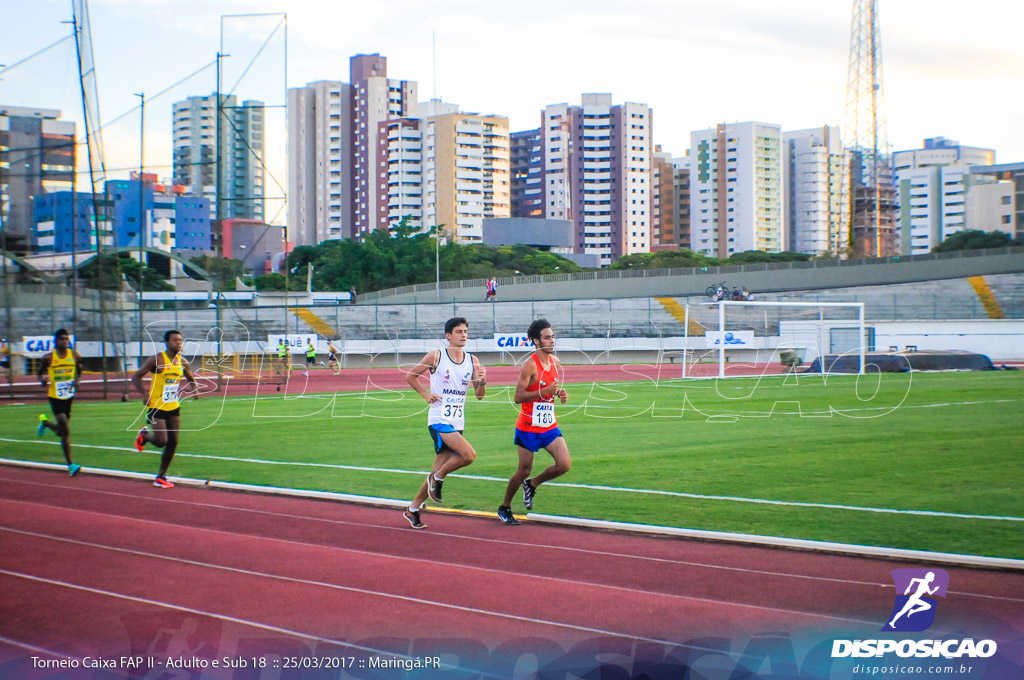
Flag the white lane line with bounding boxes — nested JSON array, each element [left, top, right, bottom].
[[0, 569, 424, 661], [0, 524, 884, 628], [0, 635, 77, 661], [0, 552, 713, 648], [3, 492, 1021, 605], [2, 444, 1018, 522]]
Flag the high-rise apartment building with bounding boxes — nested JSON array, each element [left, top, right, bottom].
[[423, 113, 510, 242], [511, 128, 543, 218], [350, 54, 417, 237], [287, 81, 352, 246], [33, 176, 210, 255], [651, 146, 677, 247], [1, 106, 75, 254], [690, 121, 783, 257], [893, 138, 999, 254], [673, 162, 691, 249], [972, 163, 1024, 239], [782, 126, 846, 255], [892, 137, 994, 172], [381, 117, 424, 230], [172, 93, 265, 232], [542, 94, 652, 266]]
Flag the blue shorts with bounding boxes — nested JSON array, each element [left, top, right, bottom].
[[514, 427, 563, 453], [428, 424, 462, 455]]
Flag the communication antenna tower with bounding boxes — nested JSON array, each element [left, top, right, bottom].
[[841, 0, 898, 257]]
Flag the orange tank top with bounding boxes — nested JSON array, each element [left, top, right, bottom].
[[516, 353, 559, 433]]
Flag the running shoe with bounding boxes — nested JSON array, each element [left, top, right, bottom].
[[427, 474, 444, 503], [403, 509, 426, 529], [134, 427, 147, 452], [497, 506, 521, 525], [153, 475, 174, 488], [68, 463, 81, 477], [37, 414, 48, 436], [522, 479, 536, 510]]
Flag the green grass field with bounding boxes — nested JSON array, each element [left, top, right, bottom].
[[2, 370, 1022, 559]]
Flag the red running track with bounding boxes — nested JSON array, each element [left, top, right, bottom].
[[1, 361, 799, 404], [1, 465, 1022, 679]]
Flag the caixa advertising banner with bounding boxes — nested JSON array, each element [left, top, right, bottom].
[[267, 334, 323, 355], [493, 333, 535, 351], [22, 335, 76, 357]]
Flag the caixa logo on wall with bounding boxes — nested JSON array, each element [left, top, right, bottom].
[[494, 334, 535, 350], [832, 568, 998, 659], [23, 335, 76, 356]]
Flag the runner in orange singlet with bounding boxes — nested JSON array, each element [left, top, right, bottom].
[[497, 319, 570, 524]]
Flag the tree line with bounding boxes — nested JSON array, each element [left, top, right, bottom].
[[73, 226, 1021, 291]]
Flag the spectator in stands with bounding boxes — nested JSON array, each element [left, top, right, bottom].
[[349, 285, 357, 305], [0, 338, 10, 378]]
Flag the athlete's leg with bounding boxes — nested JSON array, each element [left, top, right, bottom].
[[55, 412, 72, 464], [502, 447, 534, 506], [147, 413, 169, 448], [157, 413, 181, 478], [435, 432, 477, 476], [531, 437, 571, 487]]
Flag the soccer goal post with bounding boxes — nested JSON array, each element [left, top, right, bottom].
[[682, 300, 867, 379]]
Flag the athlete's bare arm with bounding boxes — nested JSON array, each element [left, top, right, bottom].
[[181, 358, 199, 399], [471, 356, 487, 400], [132, 355, 158, 400], [406, 350, 442, 403], [514, 359, 542, 404], [37, 352, 52, 386]]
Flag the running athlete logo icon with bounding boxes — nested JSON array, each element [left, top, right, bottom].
[[882, 568, 949, 632]]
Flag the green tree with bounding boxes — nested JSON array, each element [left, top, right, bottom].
[[79, 253, 173, 291], [932, 230, 1021, 252], [189, 255, 246, 292], [253, 273, 287, 291], [725, 250, 812, 264]]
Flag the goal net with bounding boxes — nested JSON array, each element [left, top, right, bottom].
[[681, 301, 868, 378]]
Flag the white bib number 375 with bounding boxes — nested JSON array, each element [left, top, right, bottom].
[[162, 382, 179, 404], [531, 402, 555, 428]]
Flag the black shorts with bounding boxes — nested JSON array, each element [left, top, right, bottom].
[[427, 425, 464, 455], [328, 353, 337, 362], [48, 397, 73, 417], [306, 356, 315, 364], [147, 407, 181, 424]]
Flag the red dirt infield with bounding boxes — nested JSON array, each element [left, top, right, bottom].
[[1, 465, 1021, 679]]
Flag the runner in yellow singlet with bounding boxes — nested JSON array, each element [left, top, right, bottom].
[[131, 329, 198, 488], [36, 328, 83, 476]]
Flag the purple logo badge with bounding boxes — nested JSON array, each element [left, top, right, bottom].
[[881, 568, 949, 632]]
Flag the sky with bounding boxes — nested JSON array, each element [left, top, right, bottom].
[[3, 0, 1023, 224]]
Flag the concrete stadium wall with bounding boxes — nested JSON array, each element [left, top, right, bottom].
[[371, 249, 1024, 304]]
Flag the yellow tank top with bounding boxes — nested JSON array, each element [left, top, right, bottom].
[[148, 351, 184, 410], [47, 350, 77, 400]]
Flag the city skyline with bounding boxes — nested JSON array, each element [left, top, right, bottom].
[[2, 0, 1022, 229]]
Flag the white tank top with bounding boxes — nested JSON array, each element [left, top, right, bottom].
[[427, 349, 474, 430]]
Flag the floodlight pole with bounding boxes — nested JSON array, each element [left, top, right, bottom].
[[718, 301, 726, 379], [135, 91, 145, 370]]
